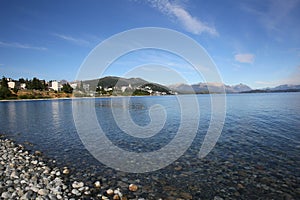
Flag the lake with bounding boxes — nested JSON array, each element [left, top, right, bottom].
[[0, 93, 299, 199]]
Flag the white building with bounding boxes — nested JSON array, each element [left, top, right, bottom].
[[20, 83, 26, 89], [8, 81, 15, 89], [121, 86, 127, 92], [50, 81, 59, 91], [70, 83, 78, 89]]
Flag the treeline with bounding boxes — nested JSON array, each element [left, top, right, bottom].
[[21, 77, 47, 90], [0, 76, 73, 100]]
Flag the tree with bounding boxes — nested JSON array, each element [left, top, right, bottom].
[[26, 77, 46, 90], [132, 89, 150, 96], [19, 78, 26, 83], [61, 83, 73, 93], [0, 76, 12, 99], [1, 76, 9, 88]]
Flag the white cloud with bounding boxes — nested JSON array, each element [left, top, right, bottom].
[[52, 33, 90, 46], [147, 0, 218, 36], [0, 41, 47, 50], [234, 53, 255, 63]]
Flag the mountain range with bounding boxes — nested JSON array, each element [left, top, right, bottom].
[[168, 83, 252, 94], [80, 76, 300, 94]]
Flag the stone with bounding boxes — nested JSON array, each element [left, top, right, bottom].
[[21, 191, 33, 200], [106, 189, 114, 195], [1, 192, 11, 199], [180, 192, 192, 199], [84, 191, 91, 195], [114, 188, 122, 197], [38, 189, 49, 196], [237, 183, 245, 189], [34, 151, 42, 156], [10, 171, 19, 179], [31, 160, 38, 165], [71, 189, 81, 196], [129, 184, 138, 192], [113, 194, 120, 200], [62, 168, 69, 175], [31, 186, 39, 193], [48, 194, 58, 200], [72, 181, 84, 189], [214, 196, 224, 200], [94, 180, 101, 188]]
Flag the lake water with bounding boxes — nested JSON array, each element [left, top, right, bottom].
[[0, 93, 299, 199]]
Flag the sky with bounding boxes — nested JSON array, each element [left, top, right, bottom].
[[0, 0, 300, 88]]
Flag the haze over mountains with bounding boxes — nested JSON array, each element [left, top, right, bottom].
[[168, 83, 252, 94], [270, 84, 300, 91], [80, 76, 300, 94]]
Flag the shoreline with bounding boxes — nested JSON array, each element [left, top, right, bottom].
[[1, 91, 300, 102], [0, 136, 137, 200]]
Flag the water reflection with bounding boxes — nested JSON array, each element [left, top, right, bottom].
[[51, 100, 61, 130], [7, 102, 16, 130]]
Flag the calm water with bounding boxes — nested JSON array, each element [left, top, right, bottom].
[[0, 93, 299, 199]]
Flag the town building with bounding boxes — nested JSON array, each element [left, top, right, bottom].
[[8, 81, 15, 89]]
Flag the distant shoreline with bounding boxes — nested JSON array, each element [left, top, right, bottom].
[[1, 91, 300, 102]]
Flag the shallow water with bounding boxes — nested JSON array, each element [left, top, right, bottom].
[[0, 93, 299, 199]]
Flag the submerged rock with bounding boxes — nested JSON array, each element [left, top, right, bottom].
[[62, 167, 69, 175], [128, 184, 138, 192], [106, 188, 114, 195], [94, 180, 101, 188]]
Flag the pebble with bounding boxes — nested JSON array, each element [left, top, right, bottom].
[[62, 168, 70, 175], [94, 180, 101, 188], [106, 189, 114, 195], [1, 192, 11, 199], [214, 196, 224, 200], [1, 136, 298, 199], [237, 183, 245, 189], [0, 139, 100, 199], [38, 189, 49, 196], [34, 150, 42, 156], [128, 184, 138, 192], [71, 189, 81, 196], [72, 181, 84, 189], [180, 192, 192, 199]]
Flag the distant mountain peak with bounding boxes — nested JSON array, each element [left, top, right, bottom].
[[169, 82, 252, 93]]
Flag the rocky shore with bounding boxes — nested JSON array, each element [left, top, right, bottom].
[[1, 136, 299, 200], [0, 138, 139, 200]]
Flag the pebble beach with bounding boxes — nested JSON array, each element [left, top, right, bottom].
[[0, 137, 140, 200]]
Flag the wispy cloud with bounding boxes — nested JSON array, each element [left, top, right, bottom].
[[234, 53, 255, 63], [0, 41, 47, 50], [146, 0, 218, 36], [52, 33, 90, 46]]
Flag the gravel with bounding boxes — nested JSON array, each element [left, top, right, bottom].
[[0, 138, 135, 200]]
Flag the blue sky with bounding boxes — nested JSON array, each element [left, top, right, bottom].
[[0, 0, 299, 88]]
